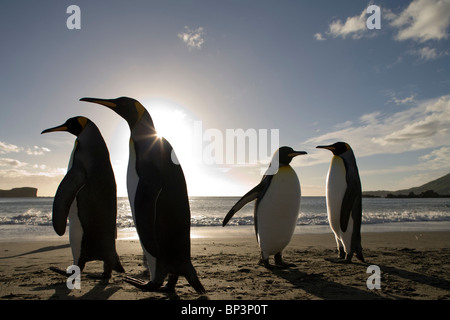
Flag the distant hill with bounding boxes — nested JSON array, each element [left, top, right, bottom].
[[363, 173, 450, 198], [0, 187, 37, 198]]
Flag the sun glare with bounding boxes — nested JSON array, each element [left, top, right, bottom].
[[144, 99, 195, 164], [145, 100, 234, 196], [151, 107, 190, 141], [107, 98, 255, 197]]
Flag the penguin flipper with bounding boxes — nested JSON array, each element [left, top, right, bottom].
[[350, 193, 364, 261], [222, 175, 272, 227], [340, 176, 360, 233], [52, 168, 86, 236], [134, 178, 162, 257], [49, 266, 70, 277], [124, 276, 161, 292]]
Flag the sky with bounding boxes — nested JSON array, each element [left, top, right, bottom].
[[0, 0, 449, 197]]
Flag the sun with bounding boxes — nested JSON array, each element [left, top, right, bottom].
[[143, 99, 196, 163], [151, 107, 190, 141], [135, 98, 254, 196]]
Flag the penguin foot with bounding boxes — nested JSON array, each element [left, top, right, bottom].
[[156, 281, 175, 293], [160, 274, 177, 293], [275, 261, 296, 269], [124, 276, 161, 292], [49, 266, 69, 277], [338, 247, 346, 259], [325, 249, 354, 263], [356, 251, 365, 263], [258, 258, 274, 269], [274, 253, 295, 268], [159, 284, 176, 293], [87, 272, 111, 280], [324, 257, 351, 264], [344, 252, 356, 263]]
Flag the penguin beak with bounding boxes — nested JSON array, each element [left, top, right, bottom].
[[80, 97, 117, 109], [288, 151, 307, 157], [41, 125, 68, 134], [316, 145, 335, 151]]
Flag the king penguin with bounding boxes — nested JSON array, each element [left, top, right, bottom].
[[41, 116, 124, 278], [316, 142, 365, 263], [222, 146, 307, 268], [80, 97, 206, 293]]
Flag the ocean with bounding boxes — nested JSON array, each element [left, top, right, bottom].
[[1, 196, 450, 241]]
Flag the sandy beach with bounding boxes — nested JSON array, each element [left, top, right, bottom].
[[0, 231, 449, 301]]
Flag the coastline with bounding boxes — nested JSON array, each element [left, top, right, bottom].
[[2, 220, 450, 242], [1, 230, 449, 300]]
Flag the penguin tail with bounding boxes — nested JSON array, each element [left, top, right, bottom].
[[114, 264, 125, 273], [184, 263, 206, 294], [187, 275, 206, 294]]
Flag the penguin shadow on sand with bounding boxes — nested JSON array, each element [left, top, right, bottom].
[[33, 269, 121, 300], [0, 244, 70, 260], [1, 243, 120, 299], [46, 260, 123, 300], [376, 263, 450, 295], [364, 248, 450, 297], [268, 255, 384, 300]]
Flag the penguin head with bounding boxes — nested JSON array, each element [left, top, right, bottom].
[[276, 146, 307, 166], [80, 96, 150, 129], [316, 141, 352, 156], [41, 116, 89, 136]]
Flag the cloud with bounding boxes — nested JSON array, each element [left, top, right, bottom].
[[314, 33, 326, 41], [416, 47, 439, 60], [25, 146, 51, 156], [389, 94, 416, 105], [0, 141, 21, 154], [389, 0, 450, 42], [327, 8, 368, 39], [0, 156, 65, 178], [419, 146, 450, 170], [411, 46, 449, 61], [359, 146, 450, 187], [333, 120, 353, 130], [359, 111, 381, 124], [317, 0, 450, 44], [303, 94, 450, 159], [178, 26, 205, 50], [0, 141, 50, 155], [0, 158, 27, 167], [372, 96, 450, 149], [0, 162, 66, 189]]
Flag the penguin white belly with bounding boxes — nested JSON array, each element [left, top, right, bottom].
[[257, 166, 300, 258], [68, 199, 83, 265], [127, 140, 139, 224], [326, 156, 353, 250], [127, 140, 157, 281]]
